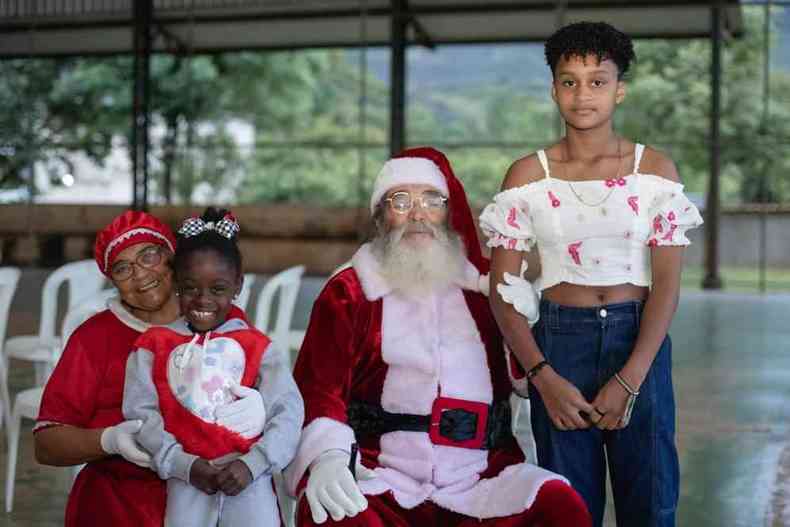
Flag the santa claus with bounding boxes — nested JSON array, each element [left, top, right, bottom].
[[285, 147, 591, 526]]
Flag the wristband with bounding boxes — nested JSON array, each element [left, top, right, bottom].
[[526, 360, 549, 382]]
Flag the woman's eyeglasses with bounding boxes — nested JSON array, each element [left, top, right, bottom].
[[110, 245, 164, 282]]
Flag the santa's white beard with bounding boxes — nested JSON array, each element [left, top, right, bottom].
[[372, 220, 466, 298]]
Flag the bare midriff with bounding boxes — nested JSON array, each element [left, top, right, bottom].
[[542, 282, 648, 307]]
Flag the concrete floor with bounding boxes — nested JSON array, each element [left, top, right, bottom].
[[0, 270, 788, 526]]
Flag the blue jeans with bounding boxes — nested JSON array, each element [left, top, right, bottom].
[[529, 300, 679, 527]]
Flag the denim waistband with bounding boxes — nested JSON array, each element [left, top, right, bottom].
[[539, 299, 644, 329]]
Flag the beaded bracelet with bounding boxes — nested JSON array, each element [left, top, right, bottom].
[[526, 360, 549, 382]]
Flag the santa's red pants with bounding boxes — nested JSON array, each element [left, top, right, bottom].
[[296, 479, 591, 527]]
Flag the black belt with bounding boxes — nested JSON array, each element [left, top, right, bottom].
[[347, 396, 513, 450]]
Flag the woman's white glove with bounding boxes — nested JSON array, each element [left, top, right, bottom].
[[100, 419, 152, 468], [215, 383, 266, 439], [497, 265, 540, 327], [306, 450, 377, 524]]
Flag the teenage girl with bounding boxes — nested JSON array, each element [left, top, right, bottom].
[[480, 22, 702, 527]]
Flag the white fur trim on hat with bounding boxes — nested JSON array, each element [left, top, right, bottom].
[[370, 157, 449, 212]]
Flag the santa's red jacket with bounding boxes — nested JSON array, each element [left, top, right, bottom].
[[285, 244, 567, 519]]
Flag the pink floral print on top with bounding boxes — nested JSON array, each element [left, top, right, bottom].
[[653, 215, 663, 234], [649, 210, 679, 245], [627, 196, 639, 215], [568, 241, 583, 265], [605, 177, 627, 188], [507, 207, 520, 229]]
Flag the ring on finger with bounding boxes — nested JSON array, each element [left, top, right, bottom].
[[592, 408, 606, 423]]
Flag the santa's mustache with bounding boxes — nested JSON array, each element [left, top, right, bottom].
[[405, 222, 434, 234], [390, 220, 442, 243]]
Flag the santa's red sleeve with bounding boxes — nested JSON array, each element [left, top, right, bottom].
[[284, 271, 368, 495]]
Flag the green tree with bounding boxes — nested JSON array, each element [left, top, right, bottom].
[[0, 58, 126, 191], [618, 5, 790, 203], [243, 49, 390, 207]]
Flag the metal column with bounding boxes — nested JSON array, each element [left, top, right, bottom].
[[131, 0, 153, 211], [758, 1, 772, 292], [389, 0, 407, 157], [703, 1, 723, 289]]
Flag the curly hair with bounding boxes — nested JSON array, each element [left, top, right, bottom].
[[174, 206, 242, 279], [545, 21, 635, 79]]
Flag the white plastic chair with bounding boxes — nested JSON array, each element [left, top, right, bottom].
[[0, 267, 22, 432], [233, 273, 256, 313], [253, 265, 305, 369], [4, 259, 105, 384], [5, 288, 115, 513], [251, 265, 305, 526]]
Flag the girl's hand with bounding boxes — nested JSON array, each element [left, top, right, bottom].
[[216, 459, 253, 496], [190, 458, 221, 495], [532, 367, 594, 431], [590, 377, 631, 430]]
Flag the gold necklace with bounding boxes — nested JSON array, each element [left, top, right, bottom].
[[565, 138, 623, 209]]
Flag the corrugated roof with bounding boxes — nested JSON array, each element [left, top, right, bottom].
[[0, 1, 744, 58]]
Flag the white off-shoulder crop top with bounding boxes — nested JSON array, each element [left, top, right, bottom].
[[479, 144, 703, 291]]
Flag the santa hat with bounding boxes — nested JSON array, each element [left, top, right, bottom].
[[374, 147, 488, 275], [369, 157, 449, 212], [94, 210, 177, 277]]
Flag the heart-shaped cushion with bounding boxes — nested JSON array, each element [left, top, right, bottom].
[[167, 336, 247, 424]]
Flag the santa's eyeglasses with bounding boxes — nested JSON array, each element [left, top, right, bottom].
[[384, 190, 448, 215]]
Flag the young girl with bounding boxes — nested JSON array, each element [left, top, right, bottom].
[[480, 22, 702, 527], [124, 207, 304, 527]]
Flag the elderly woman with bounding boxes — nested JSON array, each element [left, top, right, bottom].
[[34, 211, 267, 527]]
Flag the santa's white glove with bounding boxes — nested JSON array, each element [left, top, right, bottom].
[[215, 383, 266, 439], [100, 419, 152, 468], [306, 450, 377, 524], [497, 270, 540, 327]]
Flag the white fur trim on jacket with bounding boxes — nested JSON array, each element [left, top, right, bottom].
[[342, 244, 569, 517], [363, 287, 496, 512], [369, 157, 449, 212], [351, 245, 392, 301], [283, 417, 355, 497], [357, 282, 567, 518]]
